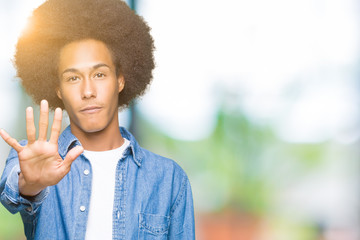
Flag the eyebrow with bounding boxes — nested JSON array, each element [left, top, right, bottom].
[[61, 63, 111, 76]]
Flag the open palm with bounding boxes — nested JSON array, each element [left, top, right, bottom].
[[0, 100, 83, 196]]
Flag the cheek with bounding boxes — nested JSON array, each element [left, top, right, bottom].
[[61, 86, 79, 100], [60, 89, 79, 111], [101, 83, 120, 100]]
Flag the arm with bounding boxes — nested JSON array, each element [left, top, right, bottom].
[[168, 174, 195, 240], [0, 100, 83, 215], [0, 142, 48, 215]]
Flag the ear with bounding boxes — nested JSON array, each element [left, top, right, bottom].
[[118, 75, 125, 93], [56, 87, 63, 100]]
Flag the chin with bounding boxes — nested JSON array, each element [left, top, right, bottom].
[[78, 121, 107, 133], [83, 126, 105, 133]]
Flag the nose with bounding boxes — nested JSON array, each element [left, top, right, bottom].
[[81, 78, 96, 99]]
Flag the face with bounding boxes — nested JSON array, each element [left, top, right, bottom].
[[56, 39, 124, 134]]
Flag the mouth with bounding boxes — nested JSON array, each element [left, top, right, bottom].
[[80, 105, 102, 114]]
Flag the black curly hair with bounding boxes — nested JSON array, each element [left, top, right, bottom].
[[15, 0, 155, 110]]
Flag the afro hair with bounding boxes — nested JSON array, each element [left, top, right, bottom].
[[15, 0, 155, 110]]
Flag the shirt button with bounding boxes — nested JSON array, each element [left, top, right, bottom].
[[80, 206, 86, 212], [83, 169, 90, 175]]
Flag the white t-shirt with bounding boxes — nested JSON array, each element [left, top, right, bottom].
[[83, 138, 130, 240]]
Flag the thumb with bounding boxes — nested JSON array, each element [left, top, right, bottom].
[[63, 146, 84, 169]]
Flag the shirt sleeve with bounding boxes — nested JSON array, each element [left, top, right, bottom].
[[168, 174, 195, 240], [0, 141, 49, 217]]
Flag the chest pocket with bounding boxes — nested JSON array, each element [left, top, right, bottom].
[[138, 213, 170, 240]]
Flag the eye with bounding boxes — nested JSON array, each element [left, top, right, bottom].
[[94, 72, 105, 78], [67, 76, 80, 82]]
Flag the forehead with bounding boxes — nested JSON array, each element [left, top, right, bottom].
[[58, 39, 115, 72]]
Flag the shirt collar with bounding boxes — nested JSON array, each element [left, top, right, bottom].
[[58, 125, 143, 167], [58, 126, 79, 158], [120, 127, 144, 167]]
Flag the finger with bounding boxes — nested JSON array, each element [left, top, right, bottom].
[[26, 107, 36, 144], [38, 100, 49, 141], [0, 129, 24, 152], [61, 146, 84, 172], [49, 108, 62, 144]]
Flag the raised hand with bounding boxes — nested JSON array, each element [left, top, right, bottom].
[[0, 100, 83, 197]]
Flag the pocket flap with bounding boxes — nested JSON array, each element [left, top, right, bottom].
[[139, 213, 170, 235]]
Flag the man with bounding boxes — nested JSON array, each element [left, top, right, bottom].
[[0, 0, 195, 239]]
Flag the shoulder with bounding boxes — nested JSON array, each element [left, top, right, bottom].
[[138, 148, 190, 201], [140, 148, 188, 180]]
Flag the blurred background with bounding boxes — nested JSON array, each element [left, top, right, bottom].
[[0, 0, 359, 239]]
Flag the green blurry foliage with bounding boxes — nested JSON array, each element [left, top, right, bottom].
[[137, 106, 328, 216], [0, 205, 24, 240]]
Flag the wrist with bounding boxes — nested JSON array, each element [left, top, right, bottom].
[[18, 172, 45, 197]]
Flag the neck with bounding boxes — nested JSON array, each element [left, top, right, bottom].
[[70, 121, 124, 151]]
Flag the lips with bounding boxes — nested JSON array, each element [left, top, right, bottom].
[[80, 105, 102, 114]]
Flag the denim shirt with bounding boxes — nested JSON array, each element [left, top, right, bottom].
[[0, 126, 195, 239]]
